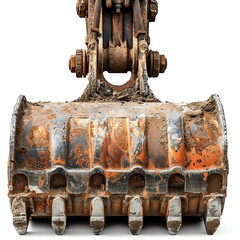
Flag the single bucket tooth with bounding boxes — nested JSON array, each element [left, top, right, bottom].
[[12, 197, 29, 235], [204, 196, 222, 235], [52, 197, 67, 235], [90, 197, 105, 235], [128, 196, 143, 235], [166, 196, 182, 235]]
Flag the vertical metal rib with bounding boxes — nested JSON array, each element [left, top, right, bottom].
[[167, 111, 186, 168]]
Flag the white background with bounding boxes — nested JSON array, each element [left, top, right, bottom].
[[0, 0, 239, 238]]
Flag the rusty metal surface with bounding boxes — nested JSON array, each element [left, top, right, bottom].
[[70, 0, 166, 98], [8, 94, 228, 235], [8, 0, 228, 236]]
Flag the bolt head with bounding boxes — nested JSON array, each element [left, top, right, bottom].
[[69, 55, 76, 73], [160, 55, 167, 73]]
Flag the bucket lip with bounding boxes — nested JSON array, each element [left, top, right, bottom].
[[11, 166, 226, 195]]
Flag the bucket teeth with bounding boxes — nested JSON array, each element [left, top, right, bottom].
[[128, 196, 143, 235], [90, 197, 105, 235], [166, 196, 182, 235], [12, 197, 29, 235], [52, 197, 67, 235], [204, 196, 222, 235]]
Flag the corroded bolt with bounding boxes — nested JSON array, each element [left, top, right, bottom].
[[69, 55, 76, 73], [76, 0, 88, 18], [69, 49, 88, 78], [148, 50, 167, 77], [149, 0, 158, 22], [115, 3, 122, 13], [160, 54, 167, 73]]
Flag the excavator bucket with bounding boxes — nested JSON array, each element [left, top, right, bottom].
[[8, 0, 228, 235]]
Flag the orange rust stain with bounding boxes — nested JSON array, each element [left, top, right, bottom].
[[169, 143, 186, 168], [38, 175, 46, 188], [113, 121, 129, 151], [68, 118, 90, 168], [186, 145, 221, 170], [107, 139, 125, 168], [54, 155, 66, 165], [47, 113, 56, 120], [26, 125, 50, 149], [44, 109, 53, 115], [71, 142, 90, 168], [35, 198, 46, 213], [105, 171, 118, 178], [74, 146, 81, 155], [38, 150, 51, 169], [106, 117, 130, 169], [45, 197, 53, 214], [203, 172, 208, 181], [106, 171, 125, 185], [148, 160, 155, 169]]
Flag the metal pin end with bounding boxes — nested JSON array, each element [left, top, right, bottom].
[[128, 196, 143, 235], [52, 197, 67, 235], [90, 197, 105, 235], [204, 196, 222, 235], [115, 3, 122, 13], [166, 196, 182, 235]]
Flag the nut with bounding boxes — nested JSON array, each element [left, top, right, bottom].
[[147, 50, 167, 77], [149, 0, 158, 22], [69, 49, 88, 77]]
